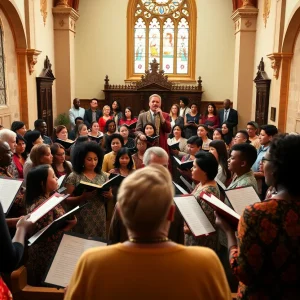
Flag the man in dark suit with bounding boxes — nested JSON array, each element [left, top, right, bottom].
[[84, 98, 102, 128], [218, 99, 238, 133]]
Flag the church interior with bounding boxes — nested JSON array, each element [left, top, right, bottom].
[[1, 0, 300, 299]]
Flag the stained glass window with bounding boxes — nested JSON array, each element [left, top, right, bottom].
[[0, 25, 6, 105], [128, 0, 196, 80]]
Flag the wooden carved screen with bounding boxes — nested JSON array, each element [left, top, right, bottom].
[[36, 56, 56, 136], [253, 58, 271, 126], [103, 59, 203, 117]]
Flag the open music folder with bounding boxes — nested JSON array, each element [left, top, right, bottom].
[[174, 195, 215, 237], [0, 177, 23, 215], [44, 233, 106, 288], [28, 204, 87, 246], [174, 157, 193, 170], [74, 174, 124, 196], [225, 186, 261, 216], [200, 192, 240, 227], [28, 193, 69, 223]]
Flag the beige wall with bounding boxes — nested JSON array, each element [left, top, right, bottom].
[[286, 30, 300, 133], [75, 0, 235, 103], [285, 0, 300, 31], [0, 10, 20, 127], [251, 0, 277, 122]]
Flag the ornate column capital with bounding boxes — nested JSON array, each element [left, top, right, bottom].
[[267, 52, 293, 79], [52, 5, 79, 33], [232, 4, 259, 34]]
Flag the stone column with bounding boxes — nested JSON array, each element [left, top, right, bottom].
[[52, 2, 79, 116], [231, 2, 258, 129]]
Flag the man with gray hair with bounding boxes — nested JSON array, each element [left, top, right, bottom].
[[0, 129, 19, 178], [109, 147, 184, 244], [135, 94, 171, 153]]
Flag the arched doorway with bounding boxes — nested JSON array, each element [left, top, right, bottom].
[[278, 1, 300, 132], [0, 0, 28, 126]]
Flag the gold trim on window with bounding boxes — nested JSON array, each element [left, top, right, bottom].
[[127, 0, 197, 82]]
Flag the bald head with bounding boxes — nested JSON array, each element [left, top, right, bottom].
[[224, 99, 231, 110]]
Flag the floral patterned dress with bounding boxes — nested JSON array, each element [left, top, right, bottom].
[[65, 172, 107, 239], [185, 183, 220, 250], [230, 198, 300, 299], [26, 196, 65, 286]]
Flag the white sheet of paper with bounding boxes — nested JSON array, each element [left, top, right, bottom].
[[57, 175, 66, 188], [174, 195, 215, 237], [225, 186, 261, 216], [28, 194, 68, 223], [202, 193, 240, 220], [44, 234, 106, 287], [0, 178, 23, 214]]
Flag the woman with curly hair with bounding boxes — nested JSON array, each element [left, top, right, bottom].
[[216, 134, 300, 299], [65, 142, 112, 238]]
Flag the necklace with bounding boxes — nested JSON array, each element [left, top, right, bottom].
[[129, 237, 169, 244]]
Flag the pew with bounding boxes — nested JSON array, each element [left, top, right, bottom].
[[10, 266, 64, 300]]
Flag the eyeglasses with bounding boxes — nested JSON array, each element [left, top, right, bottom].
[[261, 157, 273, 164]]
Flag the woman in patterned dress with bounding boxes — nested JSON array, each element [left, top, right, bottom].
[[184, 151, 220, 251], [25, 164, 76, 286], [65, 141, 112, 239], [216, 134, 300, 299]]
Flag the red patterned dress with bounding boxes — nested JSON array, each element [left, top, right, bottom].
[[230, 198, 300, 299], [0, 277, 12, 300]]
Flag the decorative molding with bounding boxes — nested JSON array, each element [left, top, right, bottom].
[[267, 53, 281, 79], [52, 6, 80, 33], [267, 52, 293, 79], [263, 0, 271, 28], [26, 49, 42, 75], [40, 0, 48, 26], [245, 20, 252, 27]]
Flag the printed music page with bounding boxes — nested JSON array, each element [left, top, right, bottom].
[[28, 193, 68, 223], [225, 186, 261, 216], [44, 233, 106, 288], [174, 195, 215, 237], [0, 178, 23, 214]]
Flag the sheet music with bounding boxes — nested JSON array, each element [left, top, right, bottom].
[[202, 193, 240, 220], [225, 186, 261, 216], [28, 194, 68, 223], [44, 234, 106, 288], [0, 178, 23, 214], [28, 206, 80, 246], [174, 196, 215, 237], [173, 182, 188, 195], [57, 175, 66, 188], [174, 156, 182, 165]]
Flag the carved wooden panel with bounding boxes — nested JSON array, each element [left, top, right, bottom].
[[36, 56, 56, 136], [254, 58, 271, 126]]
